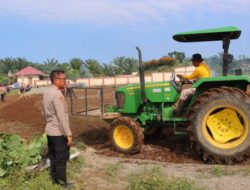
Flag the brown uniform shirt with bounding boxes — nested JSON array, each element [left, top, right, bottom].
[[43, 85, 72, 136]]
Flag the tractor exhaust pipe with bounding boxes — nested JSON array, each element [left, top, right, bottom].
[[136, 47, 146, 103]]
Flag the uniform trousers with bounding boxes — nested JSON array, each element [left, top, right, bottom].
[[47, 135, 70, 185]]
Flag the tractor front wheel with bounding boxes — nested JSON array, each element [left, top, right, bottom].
[[110, 117, 144, 154], [188, 87, 250, 164]]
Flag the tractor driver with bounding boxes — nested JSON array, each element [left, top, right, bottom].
[[174, 53, 211, 116]]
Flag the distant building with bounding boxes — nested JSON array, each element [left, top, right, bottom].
[[15, 66, 45, 87]]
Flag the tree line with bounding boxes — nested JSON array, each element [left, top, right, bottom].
[[0, 56, 139, 84], [0, 51, 249, 84]]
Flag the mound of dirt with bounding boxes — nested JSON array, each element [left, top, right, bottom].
[[0, 95, 44, 124]]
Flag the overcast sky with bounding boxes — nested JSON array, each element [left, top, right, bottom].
[[0, 0, 249, 63]]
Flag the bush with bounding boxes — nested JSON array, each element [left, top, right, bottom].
[[144, 57, 176, 70], [0, 133, 47, 177], [0, 74, 8, 85]]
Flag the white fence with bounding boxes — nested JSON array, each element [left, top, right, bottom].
[[34, 79, 74, 87], [35, 66, 195, 87], [76, 66, 195, 87]]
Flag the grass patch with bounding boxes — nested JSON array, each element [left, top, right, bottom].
[[242, 167, 250, 176], [67, 156, 86, 180], [74, 140, 87, 151], [128, 167, 206, 190], [0, 170, 64, 190], [67, 157, 86, 190], [211, 166, 236, 177], [211, 166, 225, 177], [105, 162, 122, 183], [0, 157, 86, 190], [7, 89, 19, 96]]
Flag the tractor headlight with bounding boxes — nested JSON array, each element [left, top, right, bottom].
[[116, 92, 125, 109]]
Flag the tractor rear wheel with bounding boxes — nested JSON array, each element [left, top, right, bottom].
[[188, 87, 250, 164], [110, 117, 144, 154]]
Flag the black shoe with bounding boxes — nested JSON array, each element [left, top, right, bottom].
[[56, 163, 67, 185], [63, 182, 74, 189]]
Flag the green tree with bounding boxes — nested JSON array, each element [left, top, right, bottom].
[[42, 58, 60, 74], [126, 57, 139, 74], [85, 59, 104, 77], [206, 53, 223, 75], [103, 63, 116, 76], [0, 57, 17, 74], [79, 64, 92, 78], [0, 74, 8, 85], [112, 56, 138, 74], [43, 58, 59, 66], [168, 51, 186, 63], [57, 63, 71, 78], [69, 58, 83, 71], [230, 55, 250, 75], [15, 57, 30, 71]]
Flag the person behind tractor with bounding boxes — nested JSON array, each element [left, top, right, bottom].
[[42, 70, 73, 189], [0, 85, 7, 102], [174, 53, 211, 116], [20, 83, 25, 94]]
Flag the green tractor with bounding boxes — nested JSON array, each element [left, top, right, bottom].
[[104, 26, 250, 164]]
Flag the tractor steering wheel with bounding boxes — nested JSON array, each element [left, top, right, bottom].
[[170, 73, 182, 92], [177, 75, 193, 85]]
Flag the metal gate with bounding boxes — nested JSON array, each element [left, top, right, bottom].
[[67, 86, 115, 116]]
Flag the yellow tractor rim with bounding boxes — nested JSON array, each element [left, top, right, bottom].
[[202, 105, 248, 149], [113, 125, 134, 150]]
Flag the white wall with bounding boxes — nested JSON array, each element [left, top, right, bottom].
[[34, 80, 51, 87], [37, 66, 195, 87], [17, 75, 40, 86]]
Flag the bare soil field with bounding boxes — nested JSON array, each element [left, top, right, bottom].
[[1, 88, 250, 190]]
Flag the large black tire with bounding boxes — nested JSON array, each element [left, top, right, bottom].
[[110, 117, 144, 154], [188, 87, 250, 164]]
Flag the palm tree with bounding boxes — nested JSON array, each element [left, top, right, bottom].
[[112, 56, 138, 74], [43, 58, 59, 66], [85, 59, 104, 77], [126, 57, 139, 74], [0, 57, 16, 74], [42, 58, 60, 73], [69, 58, 83, 71], [15, 57, 30, 71], [103, 63, 116, 76], [57, 63, 71, 78]]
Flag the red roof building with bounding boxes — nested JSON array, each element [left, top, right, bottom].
[[15, 66, 45, 87], [15, 66, 45, 76]]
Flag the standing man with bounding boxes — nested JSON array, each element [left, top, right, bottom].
[[43, 70, 73, 188], [174, 53, 211, 116], [0, 85, 6, 102]]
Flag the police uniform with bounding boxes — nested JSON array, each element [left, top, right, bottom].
[[43, 85, 72, 185]]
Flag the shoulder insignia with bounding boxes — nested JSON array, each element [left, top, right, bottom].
[[60, 96, 64, 102]]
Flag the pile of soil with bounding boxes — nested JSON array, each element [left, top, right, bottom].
[[1, 95, 44, 124]]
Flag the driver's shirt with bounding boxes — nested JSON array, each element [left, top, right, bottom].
[[182, 62, 211, 80]]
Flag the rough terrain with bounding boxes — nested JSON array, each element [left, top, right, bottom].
[[1, 88, 250, 190]]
